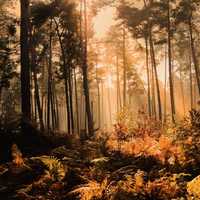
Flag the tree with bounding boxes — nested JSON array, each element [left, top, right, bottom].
[[82, 0, 94, 135], [117, 1, 163, 121], [20, 0, 31, 120], [167, 0, 176, 123]]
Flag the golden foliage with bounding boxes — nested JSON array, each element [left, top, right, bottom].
[[134, 170, 144, 192], [187, 175, 200, 198], [106, 131, 185, 164], [107, 109, 186, 164], [11, 144, 24, 167], [68, 178, 108, 200], [146, 175, 180, 200]]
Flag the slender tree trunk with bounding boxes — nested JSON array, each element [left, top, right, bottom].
[[149, 31, 162, 121], [150, 57, 156, 118], [65, 73, 71, 134], [188, 16, 200, 95], [122, 27, 127, 108], [47, 19, 53, 132], [20, 0, 31, 120], [179, 69, 186, 116], [189, 52, 193, 110], [167, 0, 176, 123], [74, 68, 80, 134], [82, 0, 94, 136], [164, 44, 167, 123], [145, 36, 151, 117], [95, 62, 101, 129], [194, 81, 197, 109], [50, 79, 56, 130], [107, 68, 112, 126], [54, 87, 60, 130], [52, 81, 59, 129], [33, 77, 37, 121], [54, 19, 71, 134], [33, 59, 44, 130], [30, 28, 44, 131], [68, 68, 74, 133], [116, 54, 122, 111], [101, 81, 104, 129]]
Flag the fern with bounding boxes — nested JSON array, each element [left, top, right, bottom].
[[68, 178, 108, 200], [31, 156, 66, 181], [190, 109, 200, 128]]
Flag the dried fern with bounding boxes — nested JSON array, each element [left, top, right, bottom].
[[67, 178, 108, 200]]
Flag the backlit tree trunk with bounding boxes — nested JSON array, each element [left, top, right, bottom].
[[82, 0, 94, 136], [167, 0, 176, 123]]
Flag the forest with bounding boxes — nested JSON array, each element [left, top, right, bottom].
[[0, 0, 200, 199]]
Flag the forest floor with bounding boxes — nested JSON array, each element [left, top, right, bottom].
[[0, 134, 107, 200], [1, 112, 200, 200]]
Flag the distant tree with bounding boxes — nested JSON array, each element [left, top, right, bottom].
[[0, 6, 18, 117]]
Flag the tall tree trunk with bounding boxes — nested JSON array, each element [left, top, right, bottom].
[[47, 19, 53, 132], [95, 62, 101, 129], [32, 56, 44, 130], [52, 80, 59, 129], [150, 57, 156, 118], [32, 76, 37, 121], [122, 27, 127, 108], [188, 16, 200, 95], [54, 85, 60, 130], [189, 52, 193, 110], [64, 70, 71, 134], [116, 54, 122, 111], [20, 0, 31, 120], [50, 78, 56, 130], [107, 66, 112, 126], [82, 0, 94, 136], [194, 81, 197, 109], [149, 31, 162, 121], [167, 0, 176, 123], [54, 19, 71, 134], [30, 28, 44, 131], [145, 36, 151, 117], [179, 69, 185, 116], [74, 68, 80, 135], [164, 44, 167, 123], [101, 81, 104, 129], [68, 68, 75, 133]]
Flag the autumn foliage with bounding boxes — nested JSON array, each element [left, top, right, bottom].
[[106, 108, 186, 165]]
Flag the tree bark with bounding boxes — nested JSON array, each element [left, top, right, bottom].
[[20, 0, 31, 120], [82, 0, 94, 136], [149, 31, 162, 121], [30, 28, 44, 131], [122, 27, 127, 108], [188, 16, 200, 95], [54, 19, 71, 134], [95, 61, 101, 129], [167, 0, 176, 123], [74, 68, 80, 134], [68, 68, 75, 133], [189, 52, 193, 110], [145, 36, 151, 117], [47, 19, 53, 132]]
